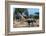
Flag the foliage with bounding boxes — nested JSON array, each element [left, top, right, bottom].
[[14, 8, 27, 14], [33, 12, 39, 19], [13, 8, 28, 20]]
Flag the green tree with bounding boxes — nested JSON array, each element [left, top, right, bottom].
[[14, 8, 26, 15], [13, 8, 28, 20], [34, 12, 39, 19]]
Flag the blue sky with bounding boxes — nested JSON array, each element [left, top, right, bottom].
[[14, 8, 39, 16], [27, 8, 39, 16]]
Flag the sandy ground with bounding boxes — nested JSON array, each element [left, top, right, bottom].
[[13, 19, 39, 28]]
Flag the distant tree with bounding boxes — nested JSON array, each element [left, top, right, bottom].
[[30, 14, 33, 18], [35, 12, 39, 15], [33, 12, 39, 20]]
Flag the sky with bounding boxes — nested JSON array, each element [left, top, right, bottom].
[[27, 8, 39, 16], [14, 8, 39, 16]]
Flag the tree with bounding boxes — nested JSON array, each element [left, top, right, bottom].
[[14, 8, 26, 15], [33, 12, 39, 20], [13, 8, 28, 20], [35, 12, 39, 15], [30, 14, 33, 18]]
